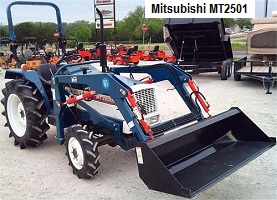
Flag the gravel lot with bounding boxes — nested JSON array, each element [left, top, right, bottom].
[[0, 62, 276, 200]]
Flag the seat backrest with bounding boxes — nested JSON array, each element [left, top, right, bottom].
[[23, 49, 33, 59], [95, 42, 101, 49], [77, 43, 84, 50], [126, 48, 134, 55], [36, 63, 58, 84], [153, 45, 160, 52], [133, 45, 138, 52]]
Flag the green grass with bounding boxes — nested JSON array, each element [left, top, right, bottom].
[[230, 33, 247, 50], [135, 43, 169, 51], [231, 42, 246, 51], [113, 38, 247, 52], [136, 42, 247, 51]]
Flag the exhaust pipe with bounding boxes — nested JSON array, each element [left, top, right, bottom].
[[95, 7, 108, 72]]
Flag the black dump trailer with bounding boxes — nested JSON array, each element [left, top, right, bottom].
[[164, 18, 233, 80]]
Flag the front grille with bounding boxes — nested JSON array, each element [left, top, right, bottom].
[[133, 88, 157, 114]]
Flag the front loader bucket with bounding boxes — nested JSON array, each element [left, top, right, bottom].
[[136, 107, 276, 198]]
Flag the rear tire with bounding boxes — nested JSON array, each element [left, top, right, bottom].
[[65, 124, 100, 179], [1, 80, 49, 149]]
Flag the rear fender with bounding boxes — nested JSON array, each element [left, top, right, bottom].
[[4, 69, 51, 112]]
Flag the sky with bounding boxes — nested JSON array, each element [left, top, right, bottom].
[[0, 0, 144, 25], [0, 0, 277, 25]]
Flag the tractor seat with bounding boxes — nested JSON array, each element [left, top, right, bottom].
[[77, 43, 85, 51], [45, 48, 54, 54], [111, 49, 119, 55], [133, 45, 138, 52], [121, 55, 129, 59], [23, 49, 33, 59], [95, 42, 101, 49], [36, 63, 58, 85], [149, 51, 156, 55], [126, 48, 135, 55], [153, 45, 160, 52]]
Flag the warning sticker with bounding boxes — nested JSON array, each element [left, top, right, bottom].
[[135, 147, 144, 164]]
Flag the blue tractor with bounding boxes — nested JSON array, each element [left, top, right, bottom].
[[1, 1, 275, 198]]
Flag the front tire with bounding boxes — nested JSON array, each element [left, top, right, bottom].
[[1, 80, 49, 149], [65, 124, 100, 179]]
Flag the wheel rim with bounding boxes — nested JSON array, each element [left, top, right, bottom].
[[68, 137, 84, 170], [7, 94, 27, 137]]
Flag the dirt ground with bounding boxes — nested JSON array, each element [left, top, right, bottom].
[[0, 62, 276, 200]]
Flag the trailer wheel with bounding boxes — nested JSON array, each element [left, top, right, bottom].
[[1, 80, 49, 149], [234, 74, 241, 81], [227, 59, 233, 77], [220, 61, 229, 80], [65, 124, 100, 179]]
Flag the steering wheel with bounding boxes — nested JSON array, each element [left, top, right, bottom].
[[56, 54, 83, 67]]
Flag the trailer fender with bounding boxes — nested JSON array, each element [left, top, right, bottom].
[[4, 69, 51, 111]]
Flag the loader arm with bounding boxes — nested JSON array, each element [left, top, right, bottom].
[[52, 67, 151, 144], [51, 62, 209, 146], [111, 63, 206, 121]]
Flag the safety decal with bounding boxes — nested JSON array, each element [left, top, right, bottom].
[[135, 147, 144, 164], [102, 77, 110, 89], [71, 76, 77, 83]]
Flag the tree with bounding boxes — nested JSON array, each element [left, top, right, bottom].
[[0, 25, 8, 38], [116, 6, 145, 41], [75, 24, 91, 42], [223, 19, 235, 28], [115, 6, 165, 43], [14, 22, 34, 42], [144, 18, 164, 43], [33, 22, 57, 44], [235, 18, 252, 29]]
